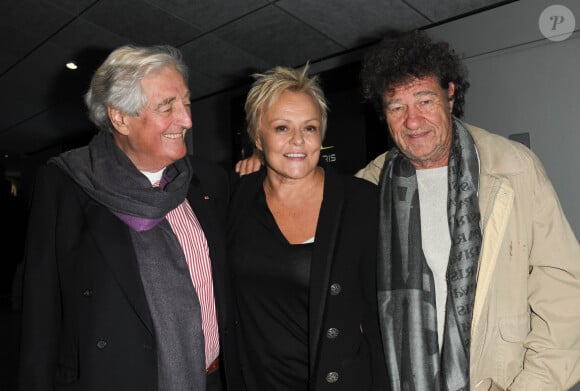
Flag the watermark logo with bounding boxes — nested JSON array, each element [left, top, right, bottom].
[[539, 5, 575, 42]]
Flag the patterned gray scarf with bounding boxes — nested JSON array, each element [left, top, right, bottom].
[[51, 131, 206, 390], [377, 119, 482, 391]]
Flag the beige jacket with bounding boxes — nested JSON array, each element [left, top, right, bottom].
[[356, 123, 580, 390]]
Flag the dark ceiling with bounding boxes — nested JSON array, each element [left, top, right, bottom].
[[0, 0, 509, 162]]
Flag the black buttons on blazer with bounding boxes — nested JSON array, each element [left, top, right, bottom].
[[82, 288, 93, 297], [329, 283, 341, 296], [325, 372, 339, 383], [96, 340, 108, 349], [326, 328, 339, 339]]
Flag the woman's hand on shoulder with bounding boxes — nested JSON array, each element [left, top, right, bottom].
[[234, 152, 263, 176]]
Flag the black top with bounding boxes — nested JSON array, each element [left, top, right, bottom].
[[231, 183, 312, 391], [228, 166, 389, 391]]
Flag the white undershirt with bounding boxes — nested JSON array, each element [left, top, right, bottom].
[[416, 166, 451, 352], [141, 168, 164, 185]]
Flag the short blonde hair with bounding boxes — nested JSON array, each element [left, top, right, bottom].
[[244, 64, 328, 144]]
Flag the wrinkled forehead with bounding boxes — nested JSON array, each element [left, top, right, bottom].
[[383, 75, 443, 99]]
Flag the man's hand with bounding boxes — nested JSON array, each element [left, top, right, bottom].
[[234, 152, 263, 176]]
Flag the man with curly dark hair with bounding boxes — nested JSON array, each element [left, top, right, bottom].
[[356, 30, 580, 391]]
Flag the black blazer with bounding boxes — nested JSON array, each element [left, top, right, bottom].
[[18, 157, 241, 391], [228, 166, 388, 390]]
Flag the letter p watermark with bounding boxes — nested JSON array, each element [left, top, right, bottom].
[[539, 5, 575, 42], [550, 14, 565, 30]]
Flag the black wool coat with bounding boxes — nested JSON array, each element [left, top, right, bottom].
[[227, 166, 388, 391], [18, 157, 242, 391]]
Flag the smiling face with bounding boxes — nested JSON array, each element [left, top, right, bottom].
[[109, 66, 192, 172], [255, 90, 322, 182], [383, 75, 455, 169]]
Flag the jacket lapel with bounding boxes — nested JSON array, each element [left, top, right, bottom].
[[309, 168, 344, 375], [471, 173, 514, 359], [85, 198, 154, 335]]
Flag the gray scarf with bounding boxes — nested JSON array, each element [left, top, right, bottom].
[[377, 119, 482, 391], [51, 131, 206, 390]]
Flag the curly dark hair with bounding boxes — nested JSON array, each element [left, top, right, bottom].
[[360, 30, 470, 118]]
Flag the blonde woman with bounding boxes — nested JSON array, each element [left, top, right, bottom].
[[228, 65, 387, 390]]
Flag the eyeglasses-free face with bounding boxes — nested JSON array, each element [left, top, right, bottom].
[[382, 75, 455, 170]]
